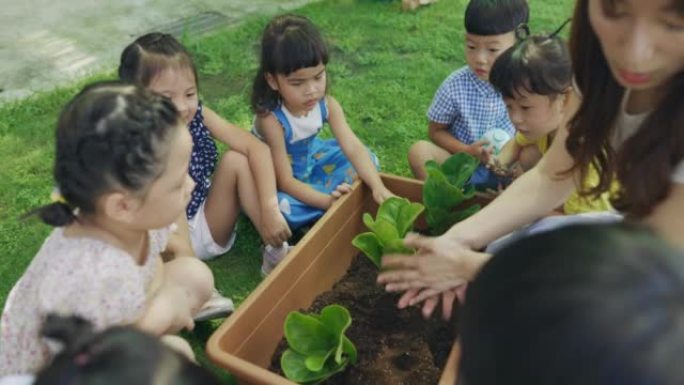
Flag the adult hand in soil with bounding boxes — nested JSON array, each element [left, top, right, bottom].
[[396, 287, 464, 321], [377, 232, 489, 292]]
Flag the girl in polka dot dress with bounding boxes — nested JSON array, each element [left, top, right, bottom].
[[0, 82, 213, 376], [119, 34, 292, 279]]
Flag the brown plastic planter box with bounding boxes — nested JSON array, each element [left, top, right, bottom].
[[207, 173, 486, 385]]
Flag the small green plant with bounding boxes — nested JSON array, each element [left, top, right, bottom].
[[423, 153, 481, 235], [281, 304, 357, 384], [352, 197, 425, 267]]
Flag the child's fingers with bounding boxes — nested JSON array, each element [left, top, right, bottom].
[[280, 227, 293, 243], [473, 139, 490, 147], [336, 183, 352, 193]]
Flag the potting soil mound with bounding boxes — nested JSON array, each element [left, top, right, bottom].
[[269, 254, 458, 385]]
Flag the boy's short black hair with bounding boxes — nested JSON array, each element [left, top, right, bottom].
[[464, 0, 529, 36]]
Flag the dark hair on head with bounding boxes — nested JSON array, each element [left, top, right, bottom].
[[35, 315, 221, 385], [464, 0, 529, 36], [28, 80, 181, 227], [118, 32, 198, 88], [566, 0, 684, 218], [251, 14, 329, 115], [489, 31, 571, 100], [460, 223, 684, 385]]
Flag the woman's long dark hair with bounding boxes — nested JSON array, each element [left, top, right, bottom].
[[566, 0, 684, 218]]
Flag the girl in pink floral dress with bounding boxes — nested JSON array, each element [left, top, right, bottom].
[[0, 81, 213, 375]]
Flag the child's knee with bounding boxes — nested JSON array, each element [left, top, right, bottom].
[[408, 140, 433, 165], [217, 150, 248, 175], [185, 259, 214, 303], [166, 257, 214, 304]]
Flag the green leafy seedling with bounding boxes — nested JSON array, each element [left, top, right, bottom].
[[281, 304, 357, 384], [352, 196, 424, 267], [423, 153, 481, 235]]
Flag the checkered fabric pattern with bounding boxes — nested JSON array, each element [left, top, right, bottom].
[[427, 66, 514, 145]]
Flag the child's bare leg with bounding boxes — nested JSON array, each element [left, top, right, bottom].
[[139, 257, 214, 335], [203, 151, 267, 243], [164, 257, 214, 314], [407, 140, 451, 180], [161, 335, 196, 363]]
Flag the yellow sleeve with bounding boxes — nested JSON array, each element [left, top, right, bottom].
[[563, 164, 614, 214], [515, 132, 550, 155], [514, 132, 535, 146]]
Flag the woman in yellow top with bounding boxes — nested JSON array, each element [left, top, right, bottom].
[[487, 25, 614, 214]]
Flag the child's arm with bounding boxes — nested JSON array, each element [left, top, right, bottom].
[[202, 107, 290, 244], [161, 214, 195, 261], [255, 112, 337, 209], [326, 96, 394, 203], [428, 122, 489, 160]]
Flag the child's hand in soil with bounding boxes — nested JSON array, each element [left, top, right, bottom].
[[486, 156, 513, 178]]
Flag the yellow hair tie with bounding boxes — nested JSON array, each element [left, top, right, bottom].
[[50, 187, 68, 205]]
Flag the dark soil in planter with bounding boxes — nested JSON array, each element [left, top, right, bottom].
[[268, 254, 459, 385]]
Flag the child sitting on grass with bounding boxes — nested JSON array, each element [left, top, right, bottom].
[[407, 0, 528, 187], [250, 14, 395, 275], [0, 82, 212, 376], [487, 25, 613, 214], [119, 32, 292, 298]]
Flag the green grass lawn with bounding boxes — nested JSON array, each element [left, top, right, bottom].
[[0, 0, 573, 381]]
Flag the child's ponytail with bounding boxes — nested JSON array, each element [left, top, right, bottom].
[[31, 201, 77, 227]]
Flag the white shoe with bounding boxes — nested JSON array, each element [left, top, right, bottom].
[[193, 289, 234, 322], [261, 242, 291, 277]]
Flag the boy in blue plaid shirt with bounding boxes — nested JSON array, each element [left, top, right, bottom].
[[408, 0, 529, 184]]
